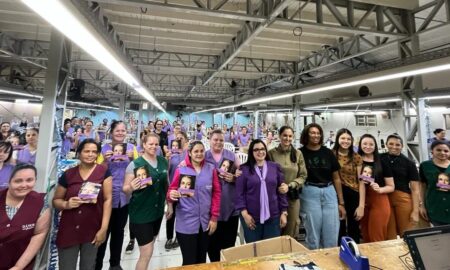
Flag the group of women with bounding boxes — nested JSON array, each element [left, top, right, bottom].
[[1, 118, 449, 270]]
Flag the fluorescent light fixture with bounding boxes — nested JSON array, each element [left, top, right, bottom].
[[354, 111, 386, 115], [199, 60, 450, 113], [426, 106, 448, 112], [425, 95, 450, 100], [305, 97, 401, 109], [196, 104, 237, 113], [0, 88, 42, 99], [299, 63, 450, 95], [240, 93, 296, 106], [15, 99, 29, 104], [67, 106, 110, 112], [21, 0, 164, 112], [66, 101, 118, 110]]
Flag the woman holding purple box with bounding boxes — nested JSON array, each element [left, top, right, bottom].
[[123, 133, 169, 270], [235, 139, 288, 243], [53, 139, 112, 270], [95, 120, 138, 270], [167, 140, 221, 266]]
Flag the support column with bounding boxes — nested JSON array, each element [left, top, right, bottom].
[[293, 96, 302, 148], [253, 110, 259, 139], [35, 30, 71, 193], [221, 113, 225, 128], [399, 12, 430, 162], [137, 102, 143, 144], [118, 92, 126, 120], [34, 29, 72, 270], [233, 111, 238, 126]]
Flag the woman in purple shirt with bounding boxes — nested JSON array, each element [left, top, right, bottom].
[[238, 127, 251, 148], [235, 139, 288, 243], [95, 121, 138, 270], [15, 128, 39, 165], [0, 141, 14, 190]]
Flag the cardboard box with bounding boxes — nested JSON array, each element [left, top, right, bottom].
[[220, 236, 308, 262]]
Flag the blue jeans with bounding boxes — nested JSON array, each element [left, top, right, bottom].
[[300, 184, 339, 249], [240, 216, 281, 243]]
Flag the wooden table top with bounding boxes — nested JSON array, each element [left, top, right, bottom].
[[165, 239, 413, 270]]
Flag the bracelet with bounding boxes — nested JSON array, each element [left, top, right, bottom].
[[419, 201, 423, 206]]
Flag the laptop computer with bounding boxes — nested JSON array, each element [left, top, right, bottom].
[[403, 225, 450, 270]]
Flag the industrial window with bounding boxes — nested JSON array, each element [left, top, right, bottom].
[[355, 115, 377, 127], [445, 114, 450, 129]]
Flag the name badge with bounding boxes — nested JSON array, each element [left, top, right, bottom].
[[22, 223, 35, 231]]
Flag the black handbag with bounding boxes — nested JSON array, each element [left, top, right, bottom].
[[287, 185, 300, 200]]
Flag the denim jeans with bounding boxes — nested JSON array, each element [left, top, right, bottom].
[[240, 216, 281, 243], [300, 184, 339, 249]]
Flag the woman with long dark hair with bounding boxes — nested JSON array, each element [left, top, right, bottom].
[[332, 128, 365, 243], [268, 126, 307, 238], [358, 134, 394, 242], [299, 123, 345, 249], [236, 139, 288, 243], [419, 140, 450, 226], [167, 141, 221, 265]]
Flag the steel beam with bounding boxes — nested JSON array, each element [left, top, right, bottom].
[[253, 110, 259, 139], [293, 96, 302, 148], [191, 0, 296, 98], [128, 48, 297, 76], [254, 7, 450, 90], [34, 29, 71, 268]]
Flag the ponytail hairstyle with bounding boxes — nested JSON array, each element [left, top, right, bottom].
[[279, 126, 297, 163]]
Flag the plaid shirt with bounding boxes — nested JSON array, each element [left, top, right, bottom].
[[5, 194, 49, 220]]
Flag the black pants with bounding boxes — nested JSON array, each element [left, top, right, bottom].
[[338, 185, 361, 244], [129, 225, 135, 240], [95, 205, 128, 270], [166, 209, 176, 240], [207, 215, 239, 262], [177, 227, 210, 265]]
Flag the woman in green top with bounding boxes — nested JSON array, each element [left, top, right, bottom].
[[123, 133, 169, 270], [268, 126, 307, 238], [419, 140, 450, 226]]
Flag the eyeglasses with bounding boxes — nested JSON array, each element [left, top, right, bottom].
[[253, 148, 266, 153]]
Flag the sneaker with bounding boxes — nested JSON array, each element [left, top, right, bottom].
[[125, 239, 134, 254], [165, 239, 173, 250], [109, 266, 123, 270], [170, 238, 179, 249]]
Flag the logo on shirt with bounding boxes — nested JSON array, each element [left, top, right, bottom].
[[22, 223, 35, 231]]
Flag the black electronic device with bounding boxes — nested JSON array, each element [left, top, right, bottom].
[[403, 225, 450, 270]]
